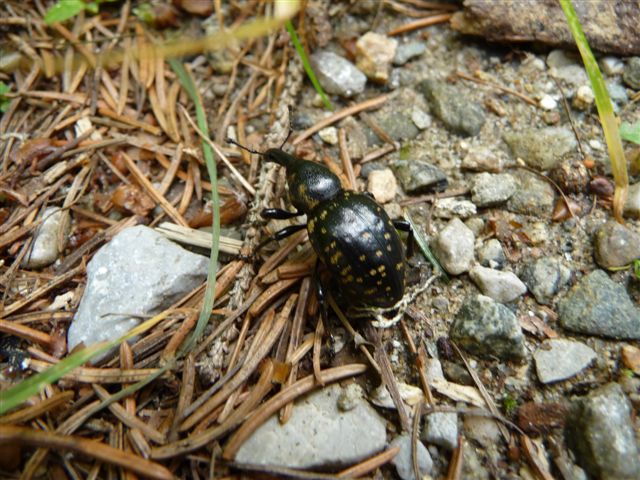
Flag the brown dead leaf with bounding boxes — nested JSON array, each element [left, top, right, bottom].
[[111, 184, 155, 216], [173, 0, 212, 16], [517, 402, 568, 434]]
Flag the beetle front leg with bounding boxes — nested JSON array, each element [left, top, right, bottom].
[[239, 224, 307, 261], [393, 219, 414, 258]]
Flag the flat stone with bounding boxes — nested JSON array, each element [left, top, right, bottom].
[[506, 170, 555, 217], [419, 78, 486, 137], [309, 51, 366, 98], [431, 218, 475, 275], [367, 168, 397, 204], [450, 295, 526, 361], [318, 126, 338, 145], [533, 339, 596, 384], [623, 182, 640, 218], [566, 383, 640, 479], [390, 435, 433, 480], [504, 127, 576, 171], [573, 85, 595, 110], [450, 2, 640, 57], [22, 207, 71, 269], [461, 147, 504, 173], [355, 32, 397, 84], [391, 159, 447, 195], [463, 413, 502, 447], [67, 226, 209, 360], [393, 41, 426, 65], [520, 257, 572, 305], [469, 266, 527, 303], [235, 384, 387, 469], [433, 198, 477, 219], [600, 56, 625, 76], [558, 270, 640, 340], [410, 106, 431, 130], [470, 172, 517, 207], [423, 412, 458, 450], [594, 221, 640, 268]]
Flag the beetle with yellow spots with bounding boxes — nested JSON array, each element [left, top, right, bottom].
[[228, 138, 413, 310]]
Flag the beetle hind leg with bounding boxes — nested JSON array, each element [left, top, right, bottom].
[[393, 219, 414, 258]]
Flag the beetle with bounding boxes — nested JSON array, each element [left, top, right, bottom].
[[228, 138, 412, 310]]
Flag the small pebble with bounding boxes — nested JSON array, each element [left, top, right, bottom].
[[539, 94, 557, 110], [318, 126, 338, 145], [355, 31, 397, 84], [461, 147, 504, 173], [432, 218, 475, 275], [520, 257, 571, 305], [470, 172, 517, 207], [623, 182, 640, 218], [593, 221, 640, 268], [390, 435, 433, 480], [600, 56, 624, 76], [410, 106, 432, 130], [423, 412, 458, 451], [433, 198, 477, 219], [22, 207, 71, 269], [469, 266, 527, 303], [309, 51, 366, 98], [573, 85, 595, 110], [367, 168, 397, 204], [622, 57, 640, 89], [477, 239, 506, 269], [393, 41, 426, 66]]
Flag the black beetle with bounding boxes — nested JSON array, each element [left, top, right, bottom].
[[228, 138, 411, 309]]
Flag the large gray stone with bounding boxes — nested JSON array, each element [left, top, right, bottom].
[[504, 127, 576, 171], [67, 226, 209, 359], [235, 384, 387, 469], [450, 295, 526, 361], [566, 383, 640, 480], [469, 266, 527, 303], [558, 270, 640, 340]]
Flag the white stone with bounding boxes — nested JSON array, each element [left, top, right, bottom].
[[623, 182, 640, 219], [390, 435, 433, 480], [469, 266, 527, 303], [600, 56, 625, 76], [589, 139, 603, 151], [539, 95, 557, 110], [411, 106, 432, 129], [423, 412, 458, 450], [434, 198, 477, 219], [573, 85, 595, 110], [355, 31, 398, 84], [432, 218, 475, 275], [534, 339, 597, 384], [318, 126, 338, 145]]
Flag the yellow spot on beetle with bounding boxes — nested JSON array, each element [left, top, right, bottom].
[[385, 286, 392, 292], [396, 262, 403, 271], [359, 254, 366, 262], [377, 280, 383, 286], [375, 250, 383, 257], [340, 266, 352, 276], [378, 265, 386, 273], [387, 245, 393, 252], [320, 210, 328, 220], [369, 268, 377, 276], [321, 227, 327, 234], [362, 232, 372, 240], [356, 277, 364, 283], [384, 233, 391, 240]]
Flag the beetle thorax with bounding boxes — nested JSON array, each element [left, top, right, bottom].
[[286, 160, 342, 214]]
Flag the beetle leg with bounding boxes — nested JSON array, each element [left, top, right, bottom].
[[253, 223, 307, 254], [393, 219, 414, 258], [260, 208, 302, 220], [313, 259, 329, 325]]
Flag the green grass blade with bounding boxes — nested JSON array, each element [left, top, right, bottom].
[[44, 0, 88, 24], [285, 20, 333, 111], [168, 59, 220, 356], [403, 211, 449, 282], [559, 0, 628, 221]]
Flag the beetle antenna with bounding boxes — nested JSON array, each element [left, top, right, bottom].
[[279, 129, 293, 149], [226, 138, 262, 155]]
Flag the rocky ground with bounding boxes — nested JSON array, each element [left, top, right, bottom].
[[2, 1, 640, 479]]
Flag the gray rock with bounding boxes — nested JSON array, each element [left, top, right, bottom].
[[520, 257, 572, 305], [419, 78, 486, 137], [463, 413, 502, 447], [470, 172, 517, 207], [600, 56, 624, 76], [391, 160, 447, 195], [431, 218, 475, 275], [374, 110, 420, 141], [355, 32, 397, 84], [433, 198, 477, 219], [623, 57, 640, 89], [390, 435, 433, 480], [423, 412, 458, 450], [607, 80, 629, 108], [367, 168, 397, 204], [506, 170, 555, 217], [410, 106, 432, 130], [533, 339, 596, 384], [546, 49, 576, 69], [469, 266, 527, 303], [337, 383, 365, 412], [550, 65, 589, 88], [461, 147, 504, 173], [67, 226, 209, 359], [566, 383, 640, 480], [393, 41, 426, 65], [450, 295, 526, 360], [235, 384, 386, 469], [559, 270, 640, 340], [22, 207, 71, 269], [309, 51, 366, 98], [477, 239, 506, 269], [464, 217, 485, 237], [594, 221, 640, 268], [503, 127, 577, 171], [624, 182, 640, 219]]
